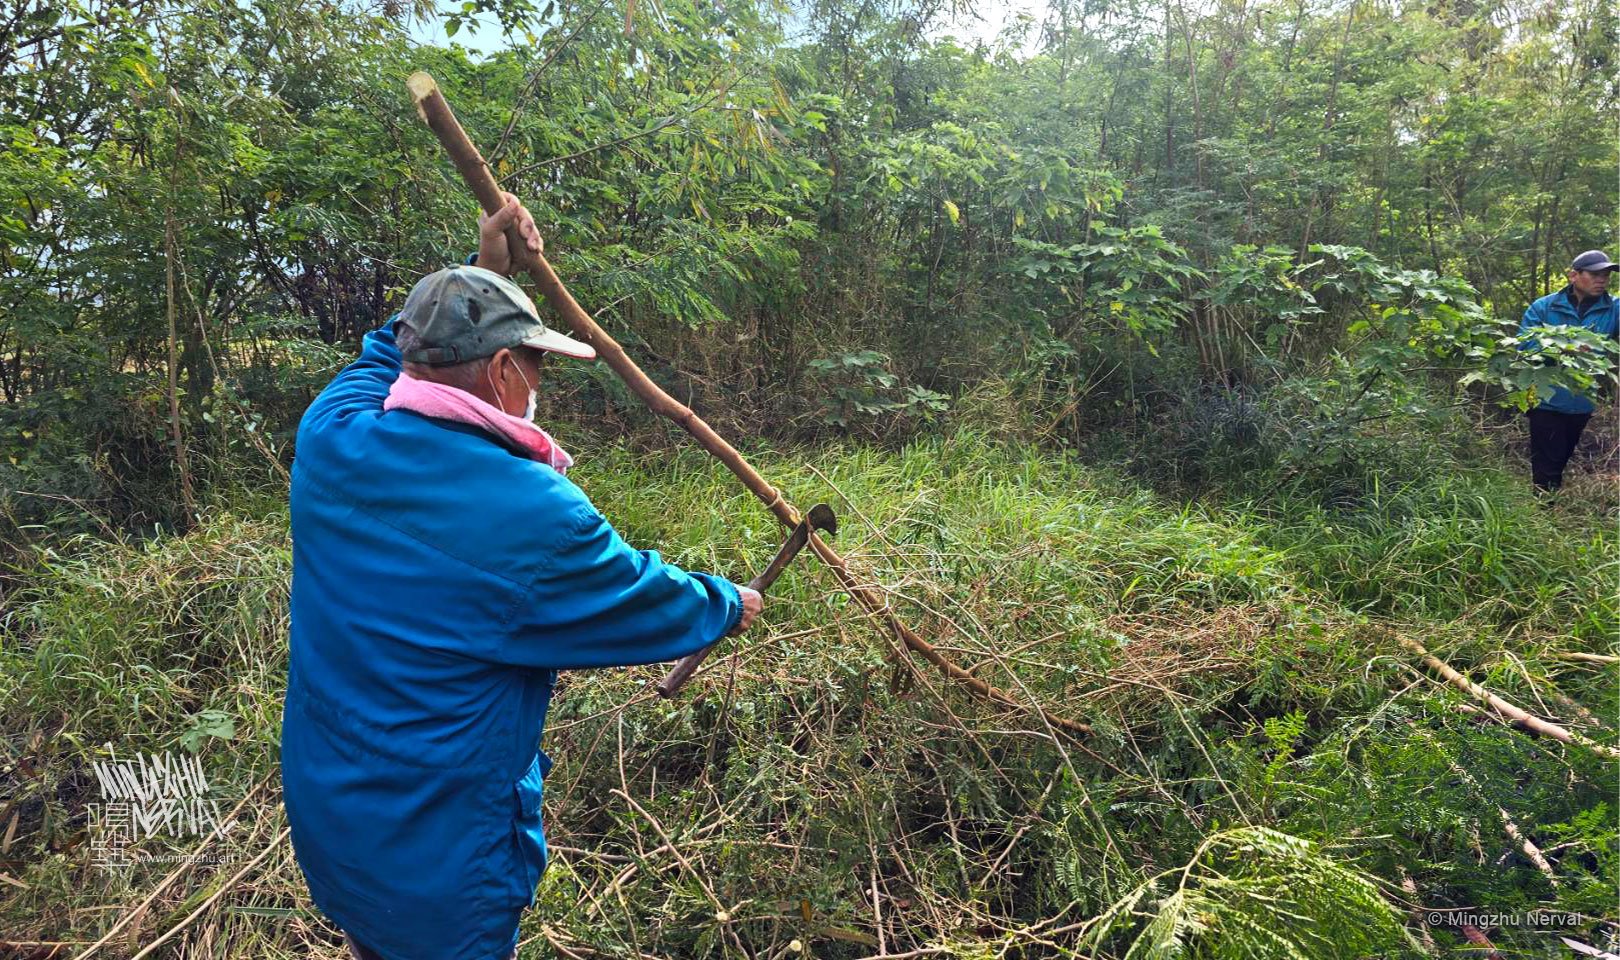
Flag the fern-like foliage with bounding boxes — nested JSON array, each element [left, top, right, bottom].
[[1078, 826, 1421, 960]]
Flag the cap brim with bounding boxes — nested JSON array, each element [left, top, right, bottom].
[[523, 328, 597, 360]]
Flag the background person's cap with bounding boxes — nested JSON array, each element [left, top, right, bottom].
[[395, 264, 596, 364], [1570, 250, 1618, 272]]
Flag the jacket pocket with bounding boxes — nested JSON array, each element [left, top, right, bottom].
[[511, 751, 550, 903]]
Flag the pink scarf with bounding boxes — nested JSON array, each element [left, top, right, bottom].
[[384, 373, 574, 474]]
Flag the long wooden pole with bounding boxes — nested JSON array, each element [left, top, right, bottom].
[[406, 72, 1089, 735]]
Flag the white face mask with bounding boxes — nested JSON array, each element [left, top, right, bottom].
[[490, 355, 539, 422]]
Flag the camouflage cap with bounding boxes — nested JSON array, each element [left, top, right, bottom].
[[395, 264, 595, 364]]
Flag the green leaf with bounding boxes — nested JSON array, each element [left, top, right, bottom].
[[178, 710, 236, 753]]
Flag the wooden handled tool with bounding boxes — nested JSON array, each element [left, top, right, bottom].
[[655, 504, 837, 698], [406, 71, 1091, 735]]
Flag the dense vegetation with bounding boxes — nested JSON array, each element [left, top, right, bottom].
[[1, 0, 1616, 956], [2, 0, 1615, 538], [4, 435, 1617, 957]]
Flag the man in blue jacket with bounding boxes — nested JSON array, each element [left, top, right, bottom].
[[281, 195, 762, 960], [1518, 249, 1618, 492]]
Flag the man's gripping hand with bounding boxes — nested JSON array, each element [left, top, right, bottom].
[[729, 585, 763, 636], [477, 191, 543, 276]]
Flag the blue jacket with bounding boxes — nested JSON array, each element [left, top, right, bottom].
[[1518, 285, 1618, 414], [280, 321, 742, 960]]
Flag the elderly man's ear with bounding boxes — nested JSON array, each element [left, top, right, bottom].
[[480, 347, 531, 417]]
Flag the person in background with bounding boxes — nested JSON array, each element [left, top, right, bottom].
[[1517, 249, 1618, 493]]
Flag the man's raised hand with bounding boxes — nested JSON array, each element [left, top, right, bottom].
[[477, 191, 543, 277]]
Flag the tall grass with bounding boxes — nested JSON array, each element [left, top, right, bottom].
[[1, 431, 1613, 958]]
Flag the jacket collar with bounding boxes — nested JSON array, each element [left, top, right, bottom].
[[1559, 284, 1613, 313], [383, 373, 574, 473]]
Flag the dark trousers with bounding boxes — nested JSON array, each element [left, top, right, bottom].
[[1527, 409, 1591, 491]]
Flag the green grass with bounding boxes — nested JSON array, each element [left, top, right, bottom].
[[1, 431, 1614, 958], [1243, 465, 1619, 639]]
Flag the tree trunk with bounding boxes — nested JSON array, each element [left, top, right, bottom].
[[1299, 0, 1358, 258], [164, 216, 198, 517], [1163, 3, 1175, 178], [1176, 0, 1206, 191]]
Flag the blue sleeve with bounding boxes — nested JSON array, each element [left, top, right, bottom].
[[1517, 299, 1547, 351], [1516, 297, 1555, 354], [297, 321, 402, 443], [501, 499, 744, 670]]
